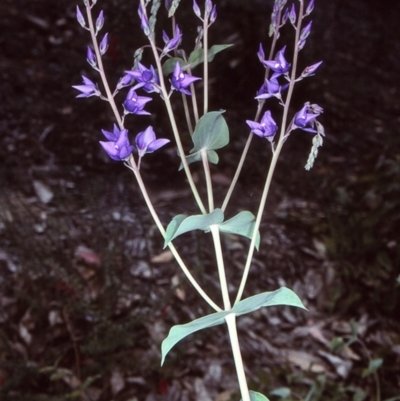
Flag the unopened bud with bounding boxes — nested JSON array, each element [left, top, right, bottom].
[[99, 33, 109, 55], [86, 46, 97, 67], [305, 0, 315, 16], [76, 6, 86, 28], [95, 10, 104, 33], [193, 0, 201, 18]]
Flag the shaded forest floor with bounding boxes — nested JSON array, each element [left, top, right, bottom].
[[0, 0, 400, 400]]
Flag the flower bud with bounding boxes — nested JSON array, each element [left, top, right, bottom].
[[300, 21, 312, 40], [193, 0, 201, 18], [281, 7, 289, 25], [289, 4, 296, 25], [95, 10, 104, 34], [86, 46, 97, 67], [76, 6, 86, 28], [138, 4, 150, 37], [301, 61, 322, 78], [205, 0, 213, 16], [165, 0, 173, 12], [99, 33, 109, 55], [257, 43, 265, 63], [210, 5, 217, 24], [305, 0, 315, 16]]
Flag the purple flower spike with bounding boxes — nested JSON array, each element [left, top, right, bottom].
[[76, 6, 86, 28], [301, 61, 322, 78], [123, 88, 152, 115], [86, 46, 97, 68], [256, 77, 288, 100], [99, 33, 109, 55], [95, 10, 104, 33], [72, 76, 101, 98], [135, 126, 170, 158], [262, 47, 291, 78], [171, 62, 201, 96], [99, 126, 134, 161], [293, 102, 323, 133], [246, 111, 278, 142], [126, 63, 160, 94]]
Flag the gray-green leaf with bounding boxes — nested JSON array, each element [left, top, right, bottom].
[[164, 209, 224, 247], [188, 44, 233, 70], [219, 211, 260, 250], [191, 111, 229, 152]]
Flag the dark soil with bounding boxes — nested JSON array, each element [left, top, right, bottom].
[[1, 0, 400, 400]]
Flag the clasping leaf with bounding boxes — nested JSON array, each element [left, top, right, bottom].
[[164, 208, 224, 248], [219, 211, 260, 250]]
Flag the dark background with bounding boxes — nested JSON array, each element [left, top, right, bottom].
[[0, 0, 399, 400]]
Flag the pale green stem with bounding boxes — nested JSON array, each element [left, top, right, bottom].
[[234, 2, 305, 305], [225, 314, 251, 401], [181, 93, 194, 135], [203, 13, 209, 115], [187, 64, 200, 123], [210, 225, 230, 310], [201, 149, 214, 212], [85, 3, 123, 128], [221, 9, 281, 212], [129, 155, 222, 312], [139, 0, 206, 215]]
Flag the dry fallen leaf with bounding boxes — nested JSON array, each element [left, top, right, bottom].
[[151, 250, 174, 264], [285, 350, 326, 373]]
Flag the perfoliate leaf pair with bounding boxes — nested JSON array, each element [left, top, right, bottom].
[[161, 287, 306, 365], [164, 208, 259, 250]]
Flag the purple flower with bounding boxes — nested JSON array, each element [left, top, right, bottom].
[[76, 6, 86, 28], [300, 61, 322, 78], [262, 47, 291, 78], [171, 62, 201, 95], [123, 88, 152, 115], [99, 126, 134, 161], [135, 126, 170, 158], [126, 63, 160, 93], [161, 25, 182, 56], [256, 77, 288, 100], [293, 102, 323, 133], [246, 111, 278, 141], [72, 76, 101, 98]]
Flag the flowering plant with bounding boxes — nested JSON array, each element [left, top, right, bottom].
[[73, 0, 325, 399]]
